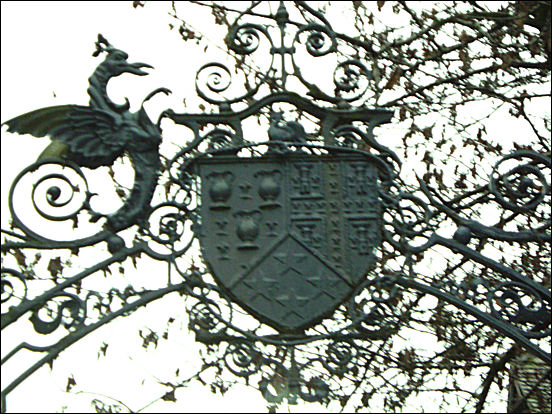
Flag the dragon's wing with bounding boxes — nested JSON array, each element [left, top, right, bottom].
[[3, 104, 127, 168]]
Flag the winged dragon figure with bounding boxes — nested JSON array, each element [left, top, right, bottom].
[[2, 34, 170, 233]]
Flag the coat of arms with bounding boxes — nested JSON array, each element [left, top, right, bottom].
[[196, 151, 382, 332]]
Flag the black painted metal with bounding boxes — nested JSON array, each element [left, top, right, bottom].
[[3, 34, 171, 239], [197, 150, 381, 332], [1, 2, 550, 410]]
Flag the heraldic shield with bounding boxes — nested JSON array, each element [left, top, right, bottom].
[[197, 152, 382, 332]]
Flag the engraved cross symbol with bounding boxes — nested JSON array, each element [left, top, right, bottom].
[[295, 165, 315, 194], [351, 223, 371, 255], [297, 223, 317, 246], [349, 164, 369, 195]]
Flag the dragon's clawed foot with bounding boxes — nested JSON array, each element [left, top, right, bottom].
[[157, 108, 176, 128], [143, 87, 172, 106], [156, 87, 172, 96], [88, 211, 106, 223]]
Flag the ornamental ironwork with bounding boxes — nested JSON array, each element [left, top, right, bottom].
[[1, 2, 550, 411], [197, 152, 382, 332]]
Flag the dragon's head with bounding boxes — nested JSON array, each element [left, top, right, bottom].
[[93, 33, 153, 77]]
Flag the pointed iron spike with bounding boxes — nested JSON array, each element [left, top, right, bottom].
[[275, 1, 289, 23]]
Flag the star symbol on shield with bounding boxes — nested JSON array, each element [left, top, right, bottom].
[[273, 249, 307, 277], [275, 287, 311, 323], [242, 269, 278, 304]]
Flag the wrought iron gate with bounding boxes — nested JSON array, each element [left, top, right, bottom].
[[1, 2, 550, 411]]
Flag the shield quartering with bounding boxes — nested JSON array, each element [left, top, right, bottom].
[[197, 152, 382, 332]]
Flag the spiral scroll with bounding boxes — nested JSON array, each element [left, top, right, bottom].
[[195, 63, 233, 104], [29, 293, 86, 334], [143, 202, 194, 259], [188, 301, 226, 338], [489, 151, 550, 214], [321, 341, 356, 375], [224, 342, 262, 377], [226, 23, 270, 55], [348, 275, 400, 338], [382, 192, 432, 248], [1, 268, 28, 310], [294, 24, 337, 57], [195, 62, 262, 105], [488, 281, 550, 339], [333, 60, 371, 101], [8, 159, 93, 241]]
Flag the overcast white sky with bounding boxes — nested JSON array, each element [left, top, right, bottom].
[[2, 1, 544, 413]]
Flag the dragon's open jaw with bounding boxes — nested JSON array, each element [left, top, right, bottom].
[[124, 62, 154, 76]]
